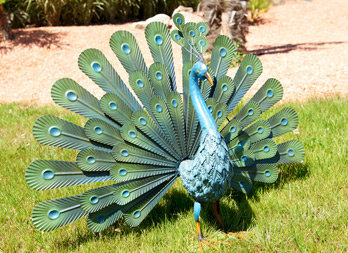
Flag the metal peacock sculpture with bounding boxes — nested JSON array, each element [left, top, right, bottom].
[[25, 13, 305, 250]]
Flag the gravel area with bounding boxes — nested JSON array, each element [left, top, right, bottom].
[[0, 0, 347, 104]]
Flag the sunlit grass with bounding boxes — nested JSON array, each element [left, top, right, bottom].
[[0, 96, 347, 252]]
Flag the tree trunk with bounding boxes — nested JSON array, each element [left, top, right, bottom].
[[0, 4, 14, 41]]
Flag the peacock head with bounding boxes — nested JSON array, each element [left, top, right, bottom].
[[192, 61, 214, 86]]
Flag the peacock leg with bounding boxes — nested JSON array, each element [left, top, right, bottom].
[[213, 201, 249, 240]]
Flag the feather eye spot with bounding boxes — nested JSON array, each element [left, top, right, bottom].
[[222, 84, 228, 91], [189, 30, 195, 37], [199, 40, 206, 47], [172, 99, 178, 108], [241, 155, 248, 162], [86, 156, 96, 164], [257, 127, 264, 133], [208, 105, 213, 113], [94, 126, 103, 135], [267, 89, 274, 98], [246, 66, 253, 74], [65, 90, 78, 102], [217, 111, 223, 118], [199, 26, 206, 33], [49, 126, 61, 137], [174, 34, 181, 40], [156, 104, 163, 112], [128, 131, 136, 138], [97, 215, 106, 223], [154, 35, 163, 45], [288, 148, 295, 157], [119, 169, 127, 176], [281, 118, 288, 126], [265, 170, 271, 177], [121, 149, 129, 157], [248, 109, 254, 116], [230, 126, 236, 133], [239, 181, 245, 188], [219, 47, 227, 57], [137, 79, 144, 88], [42, 169, 55, 180], [109, 101, 117, 110], [133, 211, 141, 218], [238, 141, 244, 147], [176, 17, 182, 24], [155, 71, 163, 80], [48, 210, 60, 220], [121, 43, 131, 55], [139, 117, 147, 125], [264, 146, 270, 152], [91, 61, 102, 73], [122, 190, 130, 198], [90, 196, 99, 205]]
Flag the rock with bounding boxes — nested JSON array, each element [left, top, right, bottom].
[[172, 5, 194, 16], [132, 21, 146, 29], [169, 12, 204, 29], [145, 14, 170, 26]]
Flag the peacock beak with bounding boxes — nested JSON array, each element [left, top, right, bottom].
[[204, 73, 214, 86]]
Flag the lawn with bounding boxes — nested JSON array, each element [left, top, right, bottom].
[[0, 96, 347, 252]]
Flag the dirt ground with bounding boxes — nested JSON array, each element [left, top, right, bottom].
[[0, 0, 347, 104]]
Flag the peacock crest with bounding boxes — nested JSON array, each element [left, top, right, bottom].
[[26, 13, 305, 234]]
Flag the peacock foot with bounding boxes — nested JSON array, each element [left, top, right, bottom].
[[223, 231, 250, 240], [195, 234, 231, 252]]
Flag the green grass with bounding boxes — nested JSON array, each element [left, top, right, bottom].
[[0, 96, 347, 252]]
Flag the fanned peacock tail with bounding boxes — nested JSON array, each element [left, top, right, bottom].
[[26, 12, 304, 232]]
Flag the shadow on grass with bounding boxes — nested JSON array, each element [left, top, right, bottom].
[[55, 163, 309, 249], [248, 41, 346, 56], [0, 28, 68, 54]]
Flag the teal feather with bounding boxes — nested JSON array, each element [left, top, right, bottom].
[[129, 70, 155, 111], [250, 139, 278, 160], [32, 195, 87, 232], [212, 75, 235, 104], [26, 160, 110, 191], [196, 22, 209, 37], [268, 107, 299, 137], [99, 93, 133, 125], [244, 120, 272, 144], [80, 184, 117, 213], [76, 149, 115, 172], [172, 13, 185, 31], [171, 29, 184, 47], [234, 100, 261, 128], [149, 63, 172, 99], [145, 22, 176, 90], [110, 30, 147, 74], [229, 173, 253, 194], [87, 203, 123, 232], [234, 164, 278, 183], [227, 132, 251, 154], [78, 48, 140, 111], [230, 150, 255, 167], [33, 115, 109, 151]]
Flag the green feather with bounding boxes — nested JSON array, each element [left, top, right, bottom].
[[76, 149, 115, 172], [196, 22, 209, 37], [129, 70, 155, 111], [113, 174, 175, 205], [166, 91, 187, 156], [268, 107, 299, 137], [220, 119, 243, 143], [182, 22, 201, 64], [276, 140, 305, 164], [227, 132, 251, 154], [244, 119, 272, 144], [149, 96, 182, 156], [120, 123, 175, 161], [250, 139, 277, 160], [32, 195, 87, 232], [213, 103, 229, 129], [124, 176, 177, 227], [213, 75, 235, 104], [195, 36, 209, 54], [109, 30, 147, 74], [78, 48, 140, 111], [234, 164, 278, 183], [112, 143, 177, 167], [26, 160, 110, 191], [80, 184, 117, 213], [84, 118, 123, 147], [210, 35, 236, 80], [230, 150, 255, 167], [173, 13, 185, 31], [200, 67, 215, 100], [145, 22, 176, 90], [149, 62, 172, 99], [230, 173, 253, 194], [99, 93, 133, 125], [234, 100, 261, 128], [131, 110, 180, 160], [33, 115, 109, 151], [111, 163, 176, 183], [87, 203, 123, 232], [228, 54, 263, 112], [171, 30, 184, 47], [250, 78, 283, 112]]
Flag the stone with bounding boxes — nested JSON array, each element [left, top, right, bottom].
[[145, 14, 170, 26], [172, 5, 193, 16], [132, 21, 146, 29]]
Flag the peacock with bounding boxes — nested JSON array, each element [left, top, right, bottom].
[[25, 13, 305, 250]]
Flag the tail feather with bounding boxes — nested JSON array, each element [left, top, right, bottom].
[[76, 149, 115, 172]]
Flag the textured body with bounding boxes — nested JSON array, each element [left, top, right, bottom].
[[179, 129, 233, 202]]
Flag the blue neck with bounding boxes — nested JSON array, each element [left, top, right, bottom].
[[189, 72, 218, 132]]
